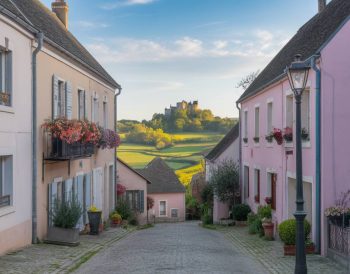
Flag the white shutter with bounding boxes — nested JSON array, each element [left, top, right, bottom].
[[84, 173, 92, 224], [52, 75, 59, 119], [65, 81, 73, 119], [64, 178, 73, 201], [48, 182, 58, 227]]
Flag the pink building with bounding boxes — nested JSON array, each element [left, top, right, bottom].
[[237, 0, 350, 258], [205, 124, 240, 223], [138, 158, 186, 222], [117, 158, 151, 225]]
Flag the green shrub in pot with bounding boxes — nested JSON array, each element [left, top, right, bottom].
[[52, 198, 82, 229], [278, 219, 311, 245]]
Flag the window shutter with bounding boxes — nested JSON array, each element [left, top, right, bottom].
[[64, 178, 73, 202], [84, 173, 91, 224], [65, 81, 73, 119], [140, 190, 144, 213], [5, 52, 12, 96], [84, 90, 87, 119], [0, 53, 3, 90], [52, 75, 59, 119], [48, 181, 58, 227]]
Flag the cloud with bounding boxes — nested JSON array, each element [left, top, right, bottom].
[[74, 20, 109, 29], [86, 29, 291, 64], [193, 21, 225, 29], [101, 0, 157, 10]]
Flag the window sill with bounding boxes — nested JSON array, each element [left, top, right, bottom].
[[0, 105, 14, 114], [284, 142, 293, 148], [0, 206, 15, 217], [266, 143, 273, 148], [253, 143, 260, 148]]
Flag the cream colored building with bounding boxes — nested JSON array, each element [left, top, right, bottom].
[[0, 0, 121, 254]]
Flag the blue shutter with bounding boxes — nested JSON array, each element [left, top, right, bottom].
[[52, 75, 59, 119], [64, 178, 73, 202], [84, 173, 91, 224], [5, 52, 12, 101], [75, 175, 84, 230], [48, 181, 58, 227], [140, 190, 144, 213], [65, 81, 73, 119]]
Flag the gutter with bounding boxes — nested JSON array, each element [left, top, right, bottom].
[[311, 54, 321, 254], [114, 87, 122, 208], [32, 32, 44, 244], [236, 102, 242, 201]]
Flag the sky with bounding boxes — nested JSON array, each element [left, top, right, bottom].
[[41, 0, 319, 121]]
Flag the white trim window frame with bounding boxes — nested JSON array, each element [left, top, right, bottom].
[[0, 155, 13, 208], [254, 105, 260, 144], [159, 200, 167, 217], [78, 89, 86, 120], [170, 208, 178, 218], [243, 109, 248, 145], [0, 47, 12, 108]]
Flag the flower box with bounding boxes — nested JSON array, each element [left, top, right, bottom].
[[243, 138, 248, 143], [265, 135, 273, 143], [0, 92, 10, 106], [301, 128, 309, 141], [45, 227, 80, 246], [272, 128, 283, 145], [253, 137, 260, 143], [283, 243, 315, 256], [283, 127, 293, 143]]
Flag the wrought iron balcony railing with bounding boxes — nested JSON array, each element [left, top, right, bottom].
[[43, 132, 95, 160]]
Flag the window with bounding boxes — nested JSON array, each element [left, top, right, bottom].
[[78, 90, 86, 120], [267, 173, 277, 210], [57, 80, 66, 117], [171, 208, 178, 218], [243, 110, 248, 139], [301, 90, 310, 139], [125, 190, 144, 212], [159, 201, 166, 216], [0, 156, 13, 208], [286, 94, 293, 129], [0, 49, 12, 107], [254, 169, 260, 203], [244, 166, 249, 199], [92, 97, 99, 123], [254, 107, 260, 140], [267, 102, 273, 134], [103, 101, 108, 129]]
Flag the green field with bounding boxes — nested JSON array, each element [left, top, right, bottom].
[[118, 132, 223, 185]]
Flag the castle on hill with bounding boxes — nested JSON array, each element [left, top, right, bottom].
[[164, 100, 199, 117]]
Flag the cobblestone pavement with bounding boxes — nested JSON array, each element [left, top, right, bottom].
[[0, 226, 134, 274], [220, 225, 348, 274], [74, 222, 267, 274]]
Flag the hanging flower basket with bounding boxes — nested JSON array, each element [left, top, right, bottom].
[[272, 128, 283, 145], [283, 127, 293, 142]]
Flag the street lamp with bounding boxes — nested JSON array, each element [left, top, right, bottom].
[[286, 54, 310, 274]]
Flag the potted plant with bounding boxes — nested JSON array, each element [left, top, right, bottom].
[[88, 205, 102, 235], [278, 219, 313, 255], [283, 127, 293, 142], [301, 128, 309, 141], [272, 128, 283, 145], [0, 92, 10, 106], [97, 128, 121, 150], [232, 204, 251, 226], [46, 197, 82, 246], [253, 136, 259, 143], [110, 212, 122, 227], [325, 190, 350, 227], [243, 137, 248, 143], [265, 132, 274, 143], [258, 205, 274, 240]]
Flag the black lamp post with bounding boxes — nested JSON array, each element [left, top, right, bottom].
[[286, 54, 310, 274]]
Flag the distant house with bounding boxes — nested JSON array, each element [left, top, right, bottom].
[[139, 158, 186, 222], [117, 158, 151, 225], [205, 123, 240, 223]]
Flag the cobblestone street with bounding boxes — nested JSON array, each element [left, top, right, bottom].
[[220, 225, 347, 274], [0, 226, 133, 274], [74, 222, 266, 274]]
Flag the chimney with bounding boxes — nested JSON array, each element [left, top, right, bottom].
[[52, 0, 69, 29], [318, 0, 326, 13]]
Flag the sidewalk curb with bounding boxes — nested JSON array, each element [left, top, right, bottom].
[[52, 228, 136, 274]]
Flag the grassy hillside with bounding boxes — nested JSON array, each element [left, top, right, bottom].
[[118, 132, 222, 185]]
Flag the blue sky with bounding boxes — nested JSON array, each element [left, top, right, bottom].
[[42, 0, 318, 120]]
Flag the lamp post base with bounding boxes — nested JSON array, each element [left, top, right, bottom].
[[294, 211, 307, 274]]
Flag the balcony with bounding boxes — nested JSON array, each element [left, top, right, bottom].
[[43, 132, 95, 161]]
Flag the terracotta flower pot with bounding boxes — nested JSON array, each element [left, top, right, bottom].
[[283, 244, 315, 256], [262, 222, 274, 240]]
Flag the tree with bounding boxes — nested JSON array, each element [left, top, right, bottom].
[[210, 160, 240, 209], [147, 196, 154, 223], [236, 70, 259, 90]]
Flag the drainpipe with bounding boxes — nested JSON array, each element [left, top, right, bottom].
[[236, 102, 242, 201], [114, 87, 122, 208], [32, 32, 44, 244], [311, 55, 321, 254]]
